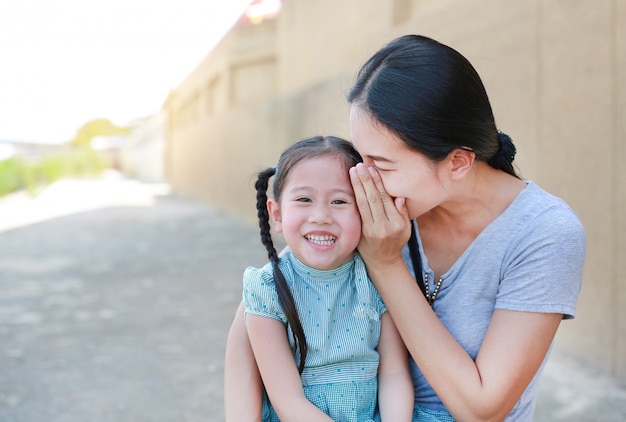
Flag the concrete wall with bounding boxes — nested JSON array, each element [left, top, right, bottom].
[[164, 0, 626, 382]]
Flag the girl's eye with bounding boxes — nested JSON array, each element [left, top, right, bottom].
[[331, 199, 348, 205], [295, 197, 311, 203]]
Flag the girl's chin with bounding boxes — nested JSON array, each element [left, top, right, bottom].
[[302, 255, 351, 271]]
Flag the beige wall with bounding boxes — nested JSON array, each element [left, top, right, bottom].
[[164, 0, 626, 382]]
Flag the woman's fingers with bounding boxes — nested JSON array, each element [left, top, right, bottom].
[[350, 165, 374, 224], [352, 163, 389, 222], [350, 163, 409, 239], [353, 163, 401, 224], [366, 166, 412, 244], [366, 165, 400, 222], [350, 164, 412, 267]]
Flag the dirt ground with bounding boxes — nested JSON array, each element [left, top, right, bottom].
[[0, 172, 624, 421]]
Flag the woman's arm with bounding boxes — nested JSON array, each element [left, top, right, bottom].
[[377, 312, 414, 421], [370, 262, 561, 420], [349, 164, 562, 420], [224, 302, 263, 421], [246, 313, 333, 421]]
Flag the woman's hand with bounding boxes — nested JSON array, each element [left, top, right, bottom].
[[349, 163, 411, 266]]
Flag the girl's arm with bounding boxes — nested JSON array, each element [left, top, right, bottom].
[[349, 164, 563, 420], [377, 312, 414, 421], [224, 302, 263, 421], [245, 313, 333, 421]]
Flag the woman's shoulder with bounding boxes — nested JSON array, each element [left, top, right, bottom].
[[511, 181, 584, 230], [520, 180, 572, 206], [474, 181, 586, 257], [503, 181, 586, 255]]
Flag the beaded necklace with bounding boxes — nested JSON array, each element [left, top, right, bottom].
[[409, 221, 445, 306], [423, 273, 444, 305]]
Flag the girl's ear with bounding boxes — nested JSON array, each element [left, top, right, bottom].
[[267, 199, 283, 233], [447, 148, 475, 180]]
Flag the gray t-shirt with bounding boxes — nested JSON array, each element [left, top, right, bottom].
[[404, 181, 586, 421]]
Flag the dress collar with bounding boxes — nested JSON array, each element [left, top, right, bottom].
[[286, 251, 355, 281]]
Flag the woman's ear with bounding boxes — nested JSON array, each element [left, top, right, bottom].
[[447, 148, 475, 180], [267, 199, 283, 233]]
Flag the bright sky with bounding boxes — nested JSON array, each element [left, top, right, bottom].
[[0, 0, 252, 144]]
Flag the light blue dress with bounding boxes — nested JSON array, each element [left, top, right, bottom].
[[243, 251, 386, 422]]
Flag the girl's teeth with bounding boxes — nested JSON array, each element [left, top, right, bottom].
[[306, 235, 336, 246]]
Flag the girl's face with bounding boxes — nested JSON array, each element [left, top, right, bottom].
[[349, 105, 448, 219], [268, 155, 362, 270]]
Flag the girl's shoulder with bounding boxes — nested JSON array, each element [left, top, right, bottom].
[[242, 261, 287, 323], [243, 252, 297, 285], [243, 261, 275, 284]]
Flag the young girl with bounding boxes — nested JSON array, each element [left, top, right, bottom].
[[242, 135, 413, 421]]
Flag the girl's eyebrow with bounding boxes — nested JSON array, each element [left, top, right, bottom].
[[287, 186, 311, 195], [289, 186, 354, 196], [333, 187, 356, 196]]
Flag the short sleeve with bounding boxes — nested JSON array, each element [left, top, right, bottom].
[[373, 285, 387, 316], [242, 265, 287, 323], [358, 258, 387, 316], [352, 253, 387, 319], [496, 206, 586, 319]]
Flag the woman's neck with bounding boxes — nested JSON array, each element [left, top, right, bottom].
[[417, 164, 525, 277], [428, 163, 523, 230]]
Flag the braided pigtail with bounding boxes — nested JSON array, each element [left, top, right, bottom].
[[254, 167, 308, 374]]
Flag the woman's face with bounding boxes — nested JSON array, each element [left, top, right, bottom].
[[349, 105, 447, 219]]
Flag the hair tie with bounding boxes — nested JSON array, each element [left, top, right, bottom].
[[488, 131, 516, 170], [498, 132, 516, 164]]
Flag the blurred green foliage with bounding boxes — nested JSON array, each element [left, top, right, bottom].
[[0, 148, 107, 197], [0, 117, 129, 198]]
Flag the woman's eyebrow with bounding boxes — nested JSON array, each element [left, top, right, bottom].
[[366, 154, 394, 163]]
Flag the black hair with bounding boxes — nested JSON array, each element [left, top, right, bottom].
[[254, 135, 362, 373], [348, 34, 519, 178]]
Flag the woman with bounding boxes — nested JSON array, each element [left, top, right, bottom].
[[225, 35, 586, 421]]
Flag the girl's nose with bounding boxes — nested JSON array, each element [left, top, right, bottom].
[[308, 204, 332, 224]]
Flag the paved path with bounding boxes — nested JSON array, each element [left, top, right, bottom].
[[0, 173, 624, 421]]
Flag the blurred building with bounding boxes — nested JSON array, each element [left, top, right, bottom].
[[0, 140, 71, 162], [119, 112, 167, 182], [164, 0, 626, 384]]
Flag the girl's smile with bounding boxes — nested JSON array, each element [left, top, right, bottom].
[[304, 232, 337, 247]]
